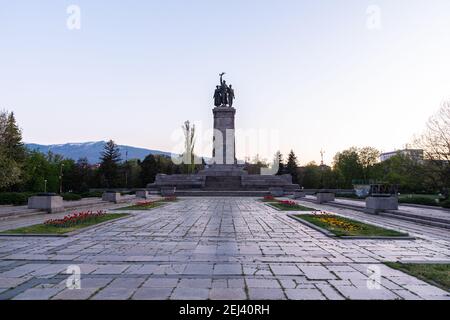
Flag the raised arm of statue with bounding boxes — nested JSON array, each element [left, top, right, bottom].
[[219, 72, 226, 85]]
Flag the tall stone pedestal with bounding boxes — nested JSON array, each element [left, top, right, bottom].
[[212, 106, 236, 165]]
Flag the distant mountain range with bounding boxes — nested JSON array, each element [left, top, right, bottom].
[[25, 141, 173, 164]]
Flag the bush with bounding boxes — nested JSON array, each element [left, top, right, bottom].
[[440, 199, 450, 209], [62, 193, 82, 201], [399, 196, 439, 207], [0, 192, 34, 206], [80, 191, 103, 198]]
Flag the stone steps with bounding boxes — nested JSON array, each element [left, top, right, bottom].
[[174, 190, 269, 197], [204, 176, 242, 190], [380, 211, 450, 229]]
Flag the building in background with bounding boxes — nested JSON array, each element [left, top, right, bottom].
[[380, 148, 424, 162]]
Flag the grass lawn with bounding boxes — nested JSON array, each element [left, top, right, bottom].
[[385, 262, 450, 292], [117, 201, 166, 210], [269, 202, 316, 211], [295, 214, 408, 237], [0, 213, 129, 235]]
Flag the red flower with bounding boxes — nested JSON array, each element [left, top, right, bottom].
[[278, 200, 296, 206], [44, 210, 106, 228]]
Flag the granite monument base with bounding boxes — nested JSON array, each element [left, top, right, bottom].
[[365, 196, 399, 214], [102, 192, 122, 204], [28, 194, 64, 213], [147, 165, 300, 195], [136, 190, 149, 199], [316, 192, 335, 204], [292, 191, 307, 199]]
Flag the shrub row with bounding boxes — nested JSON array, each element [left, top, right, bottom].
[[0, 191, 104, 205], [80, 191, 103, 198], [440, 199, 450, 209], [0, 193, 35, 206], [399, 196, 440, 207], [61, 193, 82, 201]]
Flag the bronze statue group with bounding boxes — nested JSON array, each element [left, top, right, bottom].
[[213, 72, 235, 107]]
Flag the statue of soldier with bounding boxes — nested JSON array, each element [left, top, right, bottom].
[[213, 85, 221, 107], [219, 73, 228, 106], [227, 84, 235, 107]]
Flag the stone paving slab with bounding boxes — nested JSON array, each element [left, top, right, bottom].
[[0, 197, 449, 300]]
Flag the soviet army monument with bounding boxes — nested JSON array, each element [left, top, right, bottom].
[[147, 74, 300, 196]]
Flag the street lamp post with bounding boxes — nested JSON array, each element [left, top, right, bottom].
[[44, 179, 47, 193], [59, 163, 64, 194]]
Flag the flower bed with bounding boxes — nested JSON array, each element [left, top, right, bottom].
[[1, 211, 128, 235], [294, 212, 408, 237], [267, 200, 315, 211], [45, 210, 107, 228]]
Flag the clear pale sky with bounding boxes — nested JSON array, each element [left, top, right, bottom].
[[1, 1, 449, 165]]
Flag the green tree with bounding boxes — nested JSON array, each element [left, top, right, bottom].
[[414, 102, 450, 197], [58, 159, 77, 193], [20, 151, 60, 192], [98, 140, 122, 188], [333, 147, 363, 188], [0, 152, 21, 189], [140, 154, 158, 184], [124, 159, 142, 188], [0, 110, 25, 189], [71, 157, 94, 192], [3, 112, 26, 161], [372, 154, 425, 193], [286, 150, 299, 184], [358, 147, 380, 181], [300, 162, 321, 189]]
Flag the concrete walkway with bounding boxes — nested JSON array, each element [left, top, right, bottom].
[[0, 197, 448, 300]]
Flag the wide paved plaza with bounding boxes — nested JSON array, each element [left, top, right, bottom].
[[0, 197, 449, 300]]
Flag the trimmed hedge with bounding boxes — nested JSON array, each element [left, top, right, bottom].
[[80, 191, 103, 198], [62, 193, 82, 201], [440, 200, 450, 209], [0, 193, 34, 206], [399, 196, 439, 207]]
